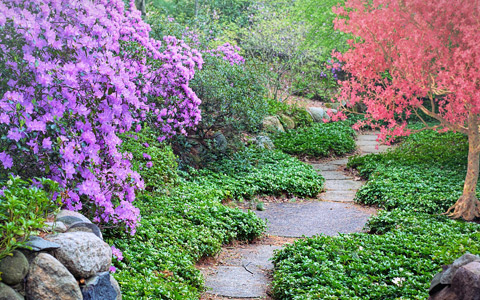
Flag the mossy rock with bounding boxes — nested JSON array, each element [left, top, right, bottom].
[[262, 116, 285, 133], [279, 114, 295, 130]]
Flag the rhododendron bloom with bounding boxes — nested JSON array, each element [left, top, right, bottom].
[[0, 0, 203, 232]]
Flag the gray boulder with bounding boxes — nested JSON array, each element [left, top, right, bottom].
[[47, 232, 112, 279], [67, 222, 103, 240], [213, 132, 228, 152], [44, 221, 67, 233], [81, 272, 117, 300], [110, 276, 122, 300], [442, 253, 480, 284], [57, 216, 88, 227], [26, 253, 82, 300], [430, 253, 480, 300], [56, 210, 92, 224], [0, 250, 29, 285], [0, 282, 24, 300], [450, 261, 480, 299], [308, 107, 338, 123], [23, 236, 61, 253], [255, 136, 275, 150], [262, 116, 285, 133]]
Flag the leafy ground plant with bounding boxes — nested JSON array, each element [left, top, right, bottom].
[[0, 176, 59, 261], [349, 130, 469, 213], [185, 147, 325, 199], [272, 213, 480, 300], [272, 129, 480, 299], [105, 180, 266, 300], [272, 121, 356, 158]]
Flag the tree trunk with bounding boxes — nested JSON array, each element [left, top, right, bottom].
[[446, 114, 480, 220], [194, 0, 199, 20], [135, 0, 146, 16]]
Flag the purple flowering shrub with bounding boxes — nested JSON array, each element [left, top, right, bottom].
[[0, 0, 204, 233]]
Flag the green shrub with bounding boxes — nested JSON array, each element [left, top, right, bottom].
[[120, 128, 178, 191], [172, 56, 268, 167], [186, 147, 325, 199], [0, 176, 59, 261], [191, 56, 268, 136], [273, 121, 356, 157]]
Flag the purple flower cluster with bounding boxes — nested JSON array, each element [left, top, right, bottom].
[[0, 0, 203, 233], [204, 43, 245, 66]]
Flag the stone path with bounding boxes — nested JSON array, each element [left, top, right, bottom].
[[200, 132, 388, 299]]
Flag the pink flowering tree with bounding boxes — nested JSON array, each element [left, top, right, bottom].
[[0, 0, 203, 233], [333, 0, 480, 220]]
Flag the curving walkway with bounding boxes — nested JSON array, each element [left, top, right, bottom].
[[199, 132, 389, 300]]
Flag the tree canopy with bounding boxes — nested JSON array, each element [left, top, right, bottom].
[[334, 0, 480, 220]]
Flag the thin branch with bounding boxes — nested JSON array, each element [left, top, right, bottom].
[[413, 108, 429, 128], [418, 104, 468, 134]]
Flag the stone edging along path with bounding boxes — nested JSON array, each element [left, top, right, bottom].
[[198, 133, 390, 299]]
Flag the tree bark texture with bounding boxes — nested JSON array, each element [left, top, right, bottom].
[[135, 0, 146, 16], [446, 113, 480, 220]]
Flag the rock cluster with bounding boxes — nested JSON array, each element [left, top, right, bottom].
[[429, 253, 480, 300], [0, 210, 121, 300]]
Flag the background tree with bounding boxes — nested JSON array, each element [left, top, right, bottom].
[[333, 0, 480, 220]]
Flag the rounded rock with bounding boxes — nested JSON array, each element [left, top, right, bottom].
[[279, 114, 295, 130], [26, 253, 82, 300], [110, 276, 122, 300], [56, 210, 92, 224], [0, 282, 24, 300], [81, 272, 117, 300], [0, 250, 29, 285], [262, 116, 285, 133], [44, 221, 68, 233], [66, 222, 103, 240], [47, 232, 112, 279]]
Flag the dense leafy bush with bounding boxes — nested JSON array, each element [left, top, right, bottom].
[[0, 176, 59, 260], [191, 55, 267, 135], [120, 128, 178, 192], [273, 122, 356, 157], [186, 147, 325, 199], [272, 129, 480, 299]]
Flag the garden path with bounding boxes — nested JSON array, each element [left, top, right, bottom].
[[199, 132, 389, 300]]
